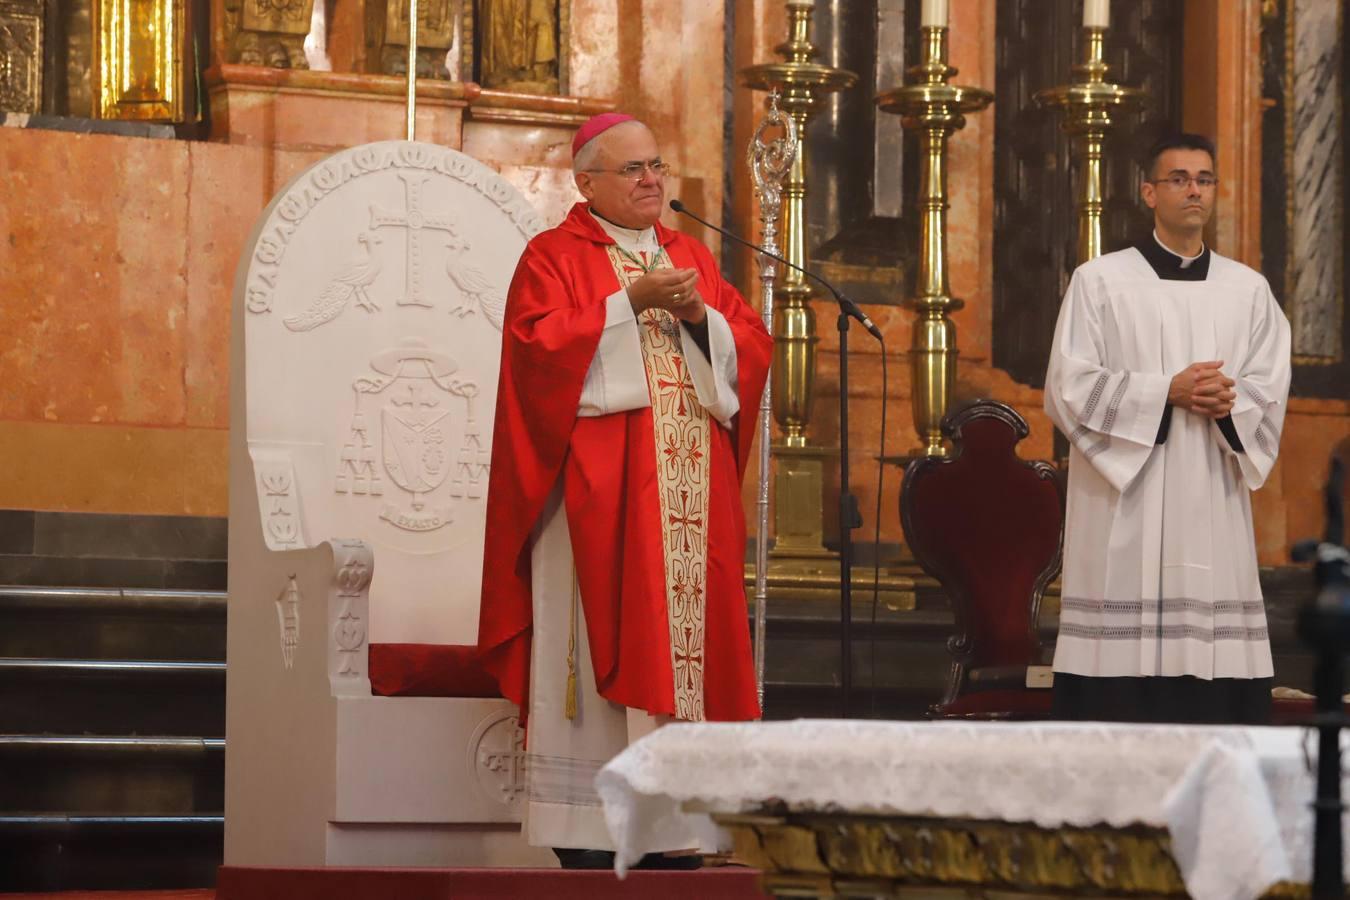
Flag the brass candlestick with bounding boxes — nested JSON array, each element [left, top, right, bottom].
[[1033, 27, 1143, 266], [877, 26, 992, 458], [741, 0, 855, 563]]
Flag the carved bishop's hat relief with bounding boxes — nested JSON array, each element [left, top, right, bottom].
[[234, 140, 543, 646]]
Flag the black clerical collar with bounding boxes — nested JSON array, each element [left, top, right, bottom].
[[1134, 232, 1210, 281]]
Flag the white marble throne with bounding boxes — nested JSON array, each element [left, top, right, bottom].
[[226, 141, 552, 867]]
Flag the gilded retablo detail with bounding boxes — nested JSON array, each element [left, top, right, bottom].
[[478, 0, 558, 94], [0, 0, 43, 114]]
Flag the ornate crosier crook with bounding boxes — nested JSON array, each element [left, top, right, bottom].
[[748, 89, 798, 707]]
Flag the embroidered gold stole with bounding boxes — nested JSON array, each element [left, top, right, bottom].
[[604, 246, 709, 721]]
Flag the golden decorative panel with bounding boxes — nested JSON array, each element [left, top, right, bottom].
[[241, 0, 310, 35], [715, 811, 1325, 899], [94, 0, 186, 121], [366, 0, 468, 79], [223, 0, 312, 69], [385, 0, 457, 49], [477, 0, 568, 94], [0, 0, 43, 114]]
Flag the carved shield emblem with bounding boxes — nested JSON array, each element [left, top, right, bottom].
[[381, 406, 451, 499]]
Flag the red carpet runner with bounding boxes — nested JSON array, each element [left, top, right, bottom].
[[11, 866, 771, 899], [217, 867, 770, 899]]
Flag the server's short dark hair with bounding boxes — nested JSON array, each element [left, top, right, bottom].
[[1144, 133, 1217, 178]]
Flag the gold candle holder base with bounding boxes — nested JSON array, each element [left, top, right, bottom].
[[876, 26, 991, 458]]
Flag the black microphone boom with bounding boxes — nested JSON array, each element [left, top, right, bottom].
[[670, 195, 882, 720], [668, 199, 883, 341]]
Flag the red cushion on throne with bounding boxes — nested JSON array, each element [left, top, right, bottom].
[[369, 643, 503, 698]]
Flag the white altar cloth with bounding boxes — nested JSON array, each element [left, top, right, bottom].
[[595, 720, 1346, 900]]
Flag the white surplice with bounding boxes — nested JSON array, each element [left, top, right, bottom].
[[523, 211, 739, 851], [1045, 245, 1291, 681]]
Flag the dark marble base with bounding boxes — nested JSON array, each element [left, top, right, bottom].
[[0, 112, 177, 140], [0, 510, 226, 590]]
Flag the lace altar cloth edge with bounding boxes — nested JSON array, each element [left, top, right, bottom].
[[594, 719, 1347, 900]]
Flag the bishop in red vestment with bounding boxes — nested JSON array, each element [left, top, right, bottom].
[[477, 114, 771, 856]]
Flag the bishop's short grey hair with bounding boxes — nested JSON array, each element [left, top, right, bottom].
[[572, 137, 604, 175]]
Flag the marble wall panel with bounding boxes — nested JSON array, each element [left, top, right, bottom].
[[567, 0, 621, 103], [0, 421, 227, 516], [1279, 408, 1350, 554], [674, 0, 726, 189], [0, 128, 189, 427], [494, 163, 582, 227], [184, 141, 327, 430], [205, 67, 469, 151], [462, 120, 574, 169], [1288, 0, 1344, 360]]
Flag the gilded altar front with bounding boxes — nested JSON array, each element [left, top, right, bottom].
[[717, 811, 1320, 899]]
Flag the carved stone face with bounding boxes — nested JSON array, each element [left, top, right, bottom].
[[574, 121, 666, 230]]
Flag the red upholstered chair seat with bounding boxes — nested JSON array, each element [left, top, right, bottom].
[[901, 400, 1066, 720], [1268, 697, 1350, 726], [369, 643, 502, 698], [940, 688, 1055, 719]]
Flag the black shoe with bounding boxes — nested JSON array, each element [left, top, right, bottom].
[[553, 847, 616, 869], [632, 852, 703, 871]]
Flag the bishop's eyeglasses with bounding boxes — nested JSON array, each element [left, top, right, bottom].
[[585, 159, 672, 181], [1151, 173, 1219, 190]]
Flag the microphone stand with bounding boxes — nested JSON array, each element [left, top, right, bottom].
[[669, 199, 881, 718], [1293, 456, 1350, 899]]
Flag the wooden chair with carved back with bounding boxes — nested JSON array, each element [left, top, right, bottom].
[[900, 400, 1066, 719]]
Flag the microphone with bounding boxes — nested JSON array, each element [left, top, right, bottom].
[[668, 199, 883, 341]]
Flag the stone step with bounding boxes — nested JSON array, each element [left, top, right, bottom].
[[0, 586, 226, 662], [0, 658, 226, 736], [0, 813, 222, 892], [0, 735, 225, 815]]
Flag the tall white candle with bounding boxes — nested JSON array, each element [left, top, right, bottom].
[[1083, 0, 1110, 28], [920, 0, 948, 28]]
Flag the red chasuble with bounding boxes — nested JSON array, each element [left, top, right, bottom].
[[477, 202, 772, 722]]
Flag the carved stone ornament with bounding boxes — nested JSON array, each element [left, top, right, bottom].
[[335, 337, 488, 533], [329, 538, 372, 690], [252, 450, 306, 551], [469, 710, 527, 811], [236, 141, 538, 646], [274, 576, 302, 669]]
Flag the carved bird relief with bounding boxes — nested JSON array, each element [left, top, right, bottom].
[[444, 234, 505, 331], [284, 233, 384, 332]]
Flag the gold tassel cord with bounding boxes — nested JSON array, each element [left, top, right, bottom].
[[564, 570, 578, 720]]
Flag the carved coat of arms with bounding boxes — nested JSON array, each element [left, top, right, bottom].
[[335, 338, 486, 533]]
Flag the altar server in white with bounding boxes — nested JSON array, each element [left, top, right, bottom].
[[1045, 133, 1291, 724]]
